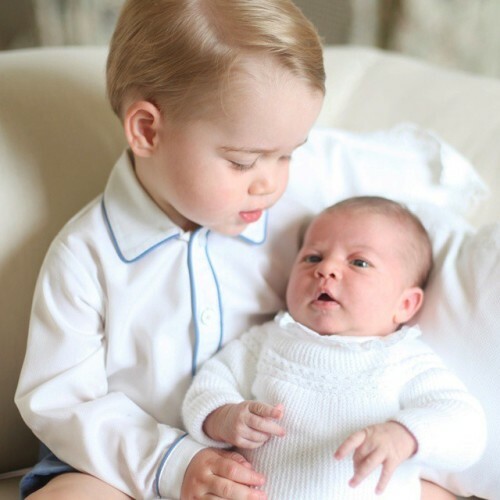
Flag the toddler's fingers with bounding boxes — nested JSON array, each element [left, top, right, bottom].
[[334, 429, 367, 460], [212, 452, 266, 488], [225, 451, 253, 469], [207, 475, 267, 499]]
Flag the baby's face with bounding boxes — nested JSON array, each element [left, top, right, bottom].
[[141, 56, 323, 235], [286, 209, 417, 337]]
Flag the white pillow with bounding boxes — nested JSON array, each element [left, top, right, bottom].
[[289, 123, 489, 217], [412, 205, 499, 500]]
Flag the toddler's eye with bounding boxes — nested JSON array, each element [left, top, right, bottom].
[[351, 259, 369, 268], [230, 161, 254, 171], [304, 255, 322, 263]]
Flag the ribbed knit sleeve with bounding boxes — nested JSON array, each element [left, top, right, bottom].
[[392, 339, 487, 470], [182, 324, 269, 446]]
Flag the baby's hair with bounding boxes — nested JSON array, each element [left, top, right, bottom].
[[324, 196, 433, 289], [106, 0, 325, 121]]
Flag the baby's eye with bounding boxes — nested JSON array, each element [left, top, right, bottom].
[[304, 254, 322, 263], [350, 258, 370, 268]]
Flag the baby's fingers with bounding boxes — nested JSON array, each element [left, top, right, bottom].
[[247, 402, 285, 438], [349, 447, 385, 488], [375, 460, 398, 495], [334, 429, 366, 460], [248, 402, 284, 420]]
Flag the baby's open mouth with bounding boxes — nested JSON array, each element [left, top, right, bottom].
[[318, 292, 334, 302]]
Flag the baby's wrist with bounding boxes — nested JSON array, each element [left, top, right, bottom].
[[388, 420, 418, 457], [203, 405, 231, 441]]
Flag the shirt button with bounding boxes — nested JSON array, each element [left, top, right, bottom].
[[200, 308, 217, 326]]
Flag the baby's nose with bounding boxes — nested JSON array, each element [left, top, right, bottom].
[[315, 261, 341, 280]]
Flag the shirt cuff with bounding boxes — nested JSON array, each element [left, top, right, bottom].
[[156, 433, 206, 499]]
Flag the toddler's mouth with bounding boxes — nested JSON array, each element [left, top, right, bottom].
[[239, 210, 263, 223]]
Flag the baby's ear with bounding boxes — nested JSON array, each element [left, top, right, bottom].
[[123, 101, 162, 158], [393, 287, 424, 325]]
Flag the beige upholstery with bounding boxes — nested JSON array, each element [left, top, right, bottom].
[[1, 45, 497, 498], [0, 47, 124, 498]]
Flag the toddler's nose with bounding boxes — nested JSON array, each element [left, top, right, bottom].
[[249, 174, 278, 196]]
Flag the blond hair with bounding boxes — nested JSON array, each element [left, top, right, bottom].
[[106, 0, 325, 121], [324, 196, 433, 289]]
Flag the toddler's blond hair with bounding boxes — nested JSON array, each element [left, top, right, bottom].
[[107, 0, 325, 121]]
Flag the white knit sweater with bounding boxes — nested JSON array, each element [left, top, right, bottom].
[[183, 312, 486, 500]]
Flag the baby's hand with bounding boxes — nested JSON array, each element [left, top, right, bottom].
[[334, 421, 418, 494], [204, 401, 285, 449]]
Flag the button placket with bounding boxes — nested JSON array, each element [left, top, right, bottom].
[[187, 229, 222, 373]]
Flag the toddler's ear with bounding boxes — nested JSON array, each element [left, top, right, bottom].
[[393, 287, 424, 325], [124, 101, 161, 158]]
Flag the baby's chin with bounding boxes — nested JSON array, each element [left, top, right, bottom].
[[294, 316, 341, 336], [296, 316, 371, 337]]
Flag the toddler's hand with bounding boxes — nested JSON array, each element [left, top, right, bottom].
[[334, 421, 418, 494], [204, 401, 285, 449], [181, 447, 267, 499]]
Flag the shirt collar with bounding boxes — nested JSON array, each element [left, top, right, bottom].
[[102, 150, 268, 262]]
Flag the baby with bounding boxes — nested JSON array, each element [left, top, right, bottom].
[[183, 196, 486, 499]]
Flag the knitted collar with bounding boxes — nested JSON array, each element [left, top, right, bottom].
[[275, 311, 421, 352]]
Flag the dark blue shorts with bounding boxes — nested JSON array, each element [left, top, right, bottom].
[[19, 444, 75, 499]]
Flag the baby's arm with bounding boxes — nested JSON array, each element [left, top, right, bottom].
[[334, 421, 417, 494], [203, 401, 285, 449], [334, 339, 486, 495], [183, 326, 280, 447]]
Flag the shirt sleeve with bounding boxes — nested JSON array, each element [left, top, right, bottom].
[[14, 240, 203, 499], [182, 327, 266, 446], [393, 341, 487, 471]]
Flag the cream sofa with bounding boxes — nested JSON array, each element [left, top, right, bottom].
[[1, 45, 498, 499]]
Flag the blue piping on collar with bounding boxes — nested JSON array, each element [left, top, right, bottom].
[[101, 199, 180, 263], [102, 198, 268, 264]]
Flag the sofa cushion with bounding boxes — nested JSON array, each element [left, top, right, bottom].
[[0, 46, 123, 476], [0, 476, 22, 500]]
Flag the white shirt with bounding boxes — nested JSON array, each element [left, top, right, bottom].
[[15, 151, 312, 499], [183, 312, 487, 500]]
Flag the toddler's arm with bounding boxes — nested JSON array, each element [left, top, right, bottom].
[[203, 401, 285, 449], [334, 421, 417, 494]]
